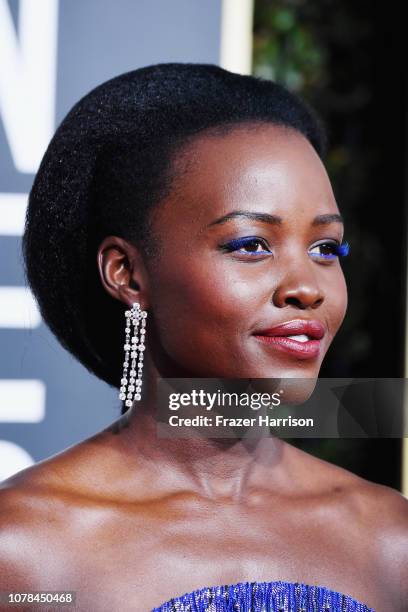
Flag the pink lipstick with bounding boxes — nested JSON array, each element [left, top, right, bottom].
[[253, 319, 325, 360]]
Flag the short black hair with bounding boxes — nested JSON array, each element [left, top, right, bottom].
[[23, 62, 327, 402]]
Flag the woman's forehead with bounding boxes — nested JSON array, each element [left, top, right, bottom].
[[154, 125, 338, 231]]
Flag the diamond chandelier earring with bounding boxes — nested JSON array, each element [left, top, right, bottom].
[[119, 302, 148, 408]]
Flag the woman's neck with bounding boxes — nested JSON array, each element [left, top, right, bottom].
[[112, 391, 297, 502]]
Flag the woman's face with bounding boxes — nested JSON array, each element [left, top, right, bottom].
[[143, 124, 348, 380]]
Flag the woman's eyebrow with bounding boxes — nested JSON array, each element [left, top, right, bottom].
[[207, 210, 344, 228], [312, 213, 344, 225], [207, 211, 282, 227]]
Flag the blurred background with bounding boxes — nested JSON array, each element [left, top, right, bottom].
[[0, 0, 407, 493]]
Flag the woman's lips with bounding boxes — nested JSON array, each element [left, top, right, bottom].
[[253, 335, 321, 359], [253, 319, 325, 360]]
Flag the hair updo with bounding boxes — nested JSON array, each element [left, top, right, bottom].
[[23, 63, 327, 398]]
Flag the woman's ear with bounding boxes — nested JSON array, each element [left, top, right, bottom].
[[97, 236, 150, 310]]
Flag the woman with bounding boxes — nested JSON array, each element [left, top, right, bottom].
[[0, 63, 407, 612]]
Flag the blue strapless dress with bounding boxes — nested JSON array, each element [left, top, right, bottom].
[[152, 580, 375, 611]]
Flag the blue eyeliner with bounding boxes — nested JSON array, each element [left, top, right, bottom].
[[220, 236, 272, 255], [337, 241, 350, 257], [221, 236, 350, 259], [309, 241, 350, 259]]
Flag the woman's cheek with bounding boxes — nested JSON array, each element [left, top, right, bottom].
[[325, 270, 348, 349], [333, 270, 348, 329], [150, 266, 255, 373]]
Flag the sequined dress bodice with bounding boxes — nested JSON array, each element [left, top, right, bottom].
[[152, 580, 375, 611]]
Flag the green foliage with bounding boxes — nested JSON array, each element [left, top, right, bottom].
[[253, 0, 378, 378], [252, 1, 402, 488], [253, 1, 326, 93]]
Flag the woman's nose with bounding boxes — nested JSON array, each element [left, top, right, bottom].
[[272, 278, 324, 310]]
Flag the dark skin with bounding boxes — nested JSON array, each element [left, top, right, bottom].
[[1, 125, 407, 612]]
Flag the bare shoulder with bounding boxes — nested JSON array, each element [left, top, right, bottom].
[[347, 476, 408, 606], [327, 454, 407, 528], [0, 472, 65, 591], [301, 447, 408, 603], [307, 447, 408, 534], [347, 475, 408, 554], [0, 430, 122, 591]]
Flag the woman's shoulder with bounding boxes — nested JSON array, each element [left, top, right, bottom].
[[301, 444, 408, 519], [303, 447, 408, 587], [343, 469, 408, 540], [345, 474, 408, 606], [0, 430, 127, 588], [0, 415, 132, 496], [0, 461, 71, 590], [0, 433, 103, 498], [289, 444, 408, 544], [0, 421, 132, 511], [295, 447, 408, 606]]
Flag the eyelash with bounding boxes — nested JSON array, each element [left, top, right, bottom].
[[219, 236, 350, 261]]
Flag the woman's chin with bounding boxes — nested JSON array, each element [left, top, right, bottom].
[[248, 376, 318, 405]]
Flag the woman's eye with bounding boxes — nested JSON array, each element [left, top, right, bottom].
[[220, 236, 272, 256], [219, 238, 350, 260], [309, 241, 350, 261]]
